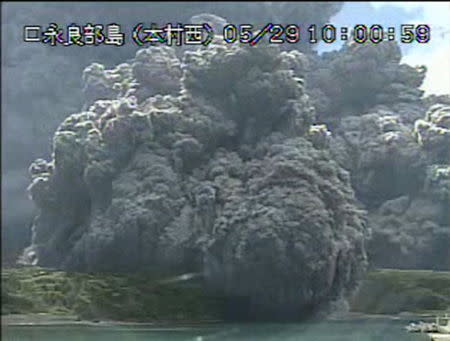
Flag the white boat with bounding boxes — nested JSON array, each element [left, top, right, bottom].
[[405, 321, 438, 333], [436, 315, 450, 334], [427, 314, 450, 341], [405, 314, 450, 334]]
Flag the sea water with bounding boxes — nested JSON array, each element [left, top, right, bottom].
[[2, 319, 429, 341]]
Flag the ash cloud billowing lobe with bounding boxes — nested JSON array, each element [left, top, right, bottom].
[[1, 2, 343, 265], [22, 41, 369, 319]]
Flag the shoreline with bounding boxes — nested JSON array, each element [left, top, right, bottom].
[[1, 313, 224, 327], [2, 311, 440, 327]]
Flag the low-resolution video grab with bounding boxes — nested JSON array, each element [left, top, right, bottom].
[[2, 2, 449, 340]]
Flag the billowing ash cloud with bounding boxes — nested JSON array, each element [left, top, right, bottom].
[[319, 2, 450, 96]]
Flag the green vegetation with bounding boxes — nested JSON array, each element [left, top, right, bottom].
[[1, 266, 225, 322], [350, 269, 450, 315], [3, 267, 449, 321]]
